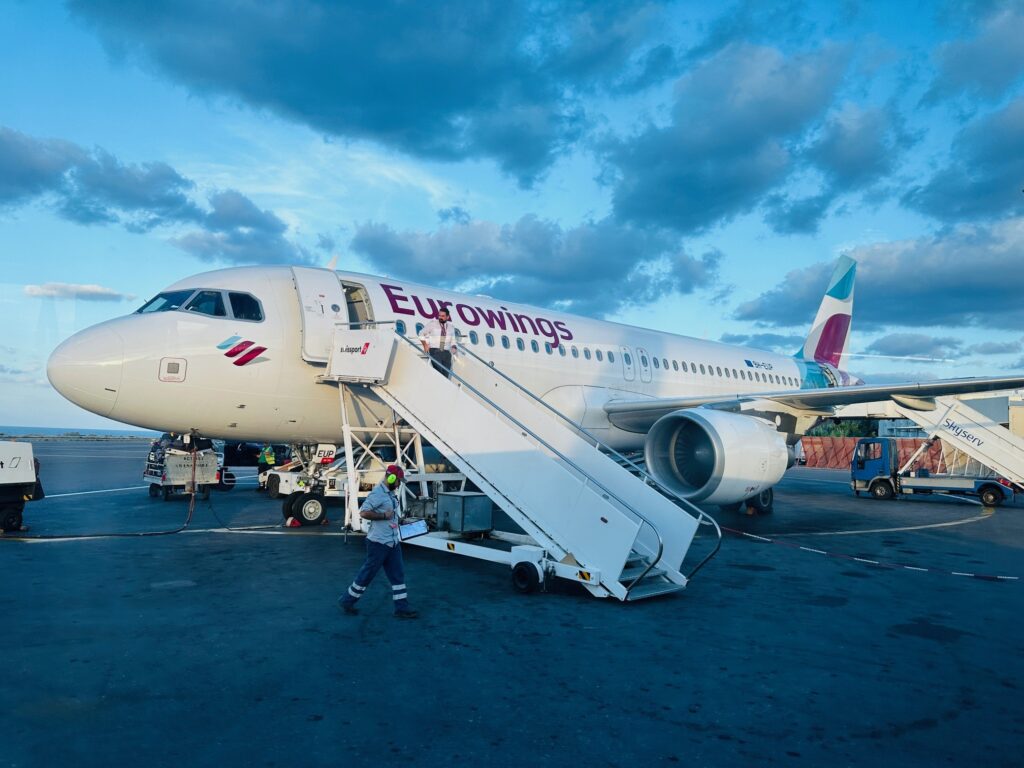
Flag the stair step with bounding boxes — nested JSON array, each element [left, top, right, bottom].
[[619, 564, 665, 581], [624, 579, 685, 601]]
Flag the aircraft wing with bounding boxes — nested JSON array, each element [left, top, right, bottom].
[[603, 375, 1024, 433]]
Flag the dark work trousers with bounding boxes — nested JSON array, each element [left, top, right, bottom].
[[428, 348, 452, 378], [340, 540, 411, 612]]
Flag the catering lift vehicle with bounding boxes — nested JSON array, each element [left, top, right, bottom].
[[143, 434, 220, 501], [0, 441, 42, 532], [851, 437, 1016, 506]]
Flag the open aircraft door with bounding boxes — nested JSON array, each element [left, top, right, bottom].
[[292, 267, 347, 363]]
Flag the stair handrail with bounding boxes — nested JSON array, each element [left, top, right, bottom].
[[375, 327, 666, 596], [454, 339, 723, 580]]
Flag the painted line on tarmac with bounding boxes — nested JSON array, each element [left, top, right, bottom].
[[46, 477, 261, 499], [723, 517, 1019, 582], [768, 510, 994, 537]]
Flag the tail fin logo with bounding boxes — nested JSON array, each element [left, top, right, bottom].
[[799, 256, 856, 369], [217, 336, 269, 366]]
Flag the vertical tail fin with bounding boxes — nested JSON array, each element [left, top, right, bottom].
[[797, 255, 856, 369]]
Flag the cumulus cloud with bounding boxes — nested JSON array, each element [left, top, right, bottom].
[[902, 96, 1024, 223], [735, 217, 1024, 330], [863, 333, 962, 359], [24, 282, 135, 301], [68, 0, 671, 186], [606, 42, 849, 233], [350, 215, 721, 316], [925, 6, 1024, 103], [966, 339, 1023, 355], [0, 125, 309, 264]]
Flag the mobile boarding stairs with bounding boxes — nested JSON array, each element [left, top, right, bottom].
[[317, 324, 721, 602], [889, 395, 1024, 491]]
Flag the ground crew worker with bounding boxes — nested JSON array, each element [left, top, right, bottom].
[[338, 464, 418, 618], [257, 443, 276, 490], [420, 307, 457, 378]]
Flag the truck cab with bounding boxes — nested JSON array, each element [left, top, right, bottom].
[[851, 438, 899, 499]]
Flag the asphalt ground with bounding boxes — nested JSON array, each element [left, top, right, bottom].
[[2, 440, 1022, 767]]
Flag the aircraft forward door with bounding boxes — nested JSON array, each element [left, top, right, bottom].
[[619, 346, 635, 381], [291, 267, 348, 363], [636, 347, 652, 383]]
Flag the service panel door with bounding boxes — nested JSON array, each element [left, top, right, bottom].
[[292, 267, 348, 362], [636, 346, 652, 383], [619, 345, 635, 381]]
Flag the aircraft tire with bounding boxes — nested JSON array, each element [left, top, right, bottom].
[[163, 485, 173, 501], [294, 493, 326, 526], [870, 481, 894, 500], [749, 488, 774, 513], [266, 474, 281, 500], [149, 483, 161, 498]]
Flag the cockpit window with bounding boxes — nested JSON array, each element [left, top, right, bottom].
[[137, 290, 195, 314], [184, 290, 227, 317], [229, 292, 264, 322]]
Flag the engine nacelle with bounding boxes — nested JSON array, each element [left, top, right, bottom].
[[644, 409, 789, 505]]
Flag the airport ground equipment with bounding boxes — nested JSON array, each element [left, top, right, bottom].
[[0, 442, 41, 532], [851, 436, 1015, 506], [315, 323, 719, 601], [144, 437, 219, 501]]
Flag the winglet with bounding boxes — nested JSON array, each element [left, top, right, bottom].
[[798, 255, 856, 368]]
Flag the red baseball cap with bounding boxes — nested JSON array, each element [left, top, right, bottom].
[[385, 464, 405, 482]]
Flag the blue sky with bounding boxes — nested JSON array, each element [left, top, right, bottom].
[[1, 0, 1023, 428]]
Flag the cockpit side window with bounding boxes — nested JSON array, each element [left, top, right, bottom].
[[229, 292, 264, 322], [137, 290, 196, 314], [184, 290, 227, 317]]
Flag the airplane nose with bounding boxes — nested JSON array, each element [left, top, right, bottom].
[[47, 325, 125, 418]]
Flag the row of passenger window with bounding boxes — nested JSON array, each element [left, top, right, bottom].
[[396, 320, 799, 388]]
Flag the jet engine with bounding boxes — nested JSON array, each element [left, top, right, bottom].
[[644, 409, 789, 505]]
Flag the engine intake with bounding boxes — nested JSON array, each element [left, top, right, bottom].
[[644, 409, 789, 505]]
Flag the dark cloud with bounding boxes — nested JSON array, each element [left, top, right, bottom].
[[925, 6, 1024, 103], [684, 0, 813, 64], [0, 124, 308, 265], [735, 218, 1024, 331], [966, 339, 1023, 355], [863, 333, 962, 359], [719, 332, 804, 354], [606, 42, 849, 233], [763, 193, 832, 235], [69, 0, 670, 186], [349, 215, 720, 317], [0, 126, 83, 205], [902, 97, 1024, 222]]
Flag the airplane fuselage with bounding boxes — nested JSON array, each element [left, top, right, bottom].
[[47, 265, 846, 448]]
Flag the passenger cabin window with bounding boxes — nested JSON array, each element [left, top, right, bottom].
[[571, 346, 579, 358], [608, 351, 615, 363], [672, 361, 678, 371], [699, 364, 706, 374], [584, 348, 591, 360], [653, 357, 660, 369], [595, 349, 603, 361], [663, 358, 669, 369], [531, 340, 540, 353], [681, 361, 688, 372], [229, 292, 263, 322], [486, 333, 495, 347], [185, 290, 227, 317], [502, 335, 511, 349], [545, 342, 553, 354], [396, 320, 407, 335], [640, 355, 648, 367], [716, 366, 723, 377], [624, 353, 632, 365], [415, 323, 425, 335], [138, 289, 195, 314], [469, 330, 479, 345], [516, 338, 525, 351], [559, 345, 567, 357], [724, 368, 730, 378]]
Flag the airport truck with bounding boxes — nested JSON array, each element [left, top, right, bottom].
[[851, 437, 1014, 506], [0, 441, 41, 532]]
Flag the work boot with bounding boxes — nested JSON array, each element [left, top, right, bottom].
[[394, 608, 419, 619], [338, 597, 359, 615]]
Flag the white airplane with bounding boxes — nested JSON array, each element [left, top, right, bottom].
[[47, 256, 1024, 511]]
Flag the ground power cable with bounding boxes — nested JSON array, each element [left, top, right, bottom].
[[1, 451, 203, 541]]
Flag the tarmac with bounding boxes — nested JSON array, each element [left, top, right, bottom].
[[2, 439, 1022, 767]]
